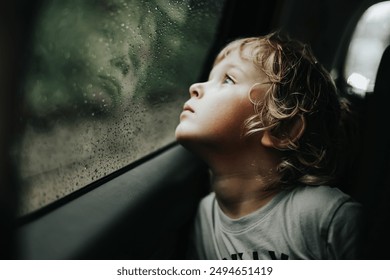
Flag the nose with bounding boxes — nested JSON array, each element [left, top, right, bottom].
[[189, 82, 203, 98]]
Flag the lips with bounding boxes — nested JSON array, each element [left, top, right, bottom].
[[180, 103, 194, 120], [183, 103, 194, 113]]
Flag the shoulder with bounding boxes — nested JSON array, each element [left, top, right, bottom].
[[287, 185, 356, 211], [285, 185, 361, 228], [198, 192, 216, 210], [283, 186, 362, 259], [200, 191, 216, 204], [196, 192, 216, 219]]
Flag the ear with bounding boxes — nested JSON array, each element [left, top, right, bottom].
[[261, 115, 306, 149]]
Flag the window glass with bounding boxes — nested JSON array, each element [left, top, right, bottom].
[[18, 0, 225, 215], [344, 1, 390, 96]]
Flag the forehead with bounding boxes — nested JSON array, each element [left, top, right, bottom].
[[213, 46, 267, 82], [214, 49, 252, 69], [215, 38, 268, 68]]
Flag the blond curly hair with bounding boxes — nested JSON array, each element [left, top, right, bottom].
[[214, 32, 352, 187]]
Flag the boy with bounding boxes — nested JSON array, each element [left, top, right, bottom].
[[175, 32, 361, 260]]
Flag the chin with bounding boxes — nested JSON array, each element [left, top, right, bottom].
[[175, 130, 192, 146], [175, 122, 193, 141], [174, 124, 184, 141], [175, 126, 197, 149]]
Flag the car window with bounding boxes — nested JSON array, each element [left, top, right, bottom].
[[344, 1, 390, 96], [17, 0, 225, 215]]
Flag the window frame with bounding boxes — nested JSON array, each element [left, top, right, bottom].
[[17, 144, 209, 259]]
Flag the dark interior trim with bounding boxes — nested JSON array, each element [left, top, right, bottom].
[[17, 144, 209, 259]]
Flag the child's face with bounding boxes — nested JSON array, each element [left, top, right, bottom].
[[175, 48, 266, 149]]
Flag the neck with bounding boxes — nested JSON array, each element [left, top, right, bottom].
[[205, 143, 282, 219]]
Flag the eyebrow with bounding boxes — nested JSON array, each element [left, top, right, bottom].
[[228, 64, 246, 76], [209, 63, 246, 80]]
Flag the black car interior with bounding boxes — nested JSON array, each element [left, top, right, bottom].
[[1, 0, 390, 259], [355, 45, 390, 259]]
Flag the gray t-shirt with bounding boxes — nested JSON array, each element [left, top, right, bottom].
[[189, 186, 362, 260]]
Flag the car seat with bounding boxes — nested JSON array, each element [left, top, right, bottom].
[[356, 45, 390, 259]]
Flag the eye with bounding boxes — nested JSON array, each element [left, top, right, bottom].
[[223, 74, 235, 85]]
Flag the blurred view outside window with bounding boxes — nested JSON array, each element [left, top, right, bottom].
[[17, 0, 225, 215], [344, 1, 390, 96]]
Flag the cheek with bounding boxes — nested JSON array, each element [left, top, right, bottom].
[[208, 100, 254, 135], [175, 93, 255, 144]]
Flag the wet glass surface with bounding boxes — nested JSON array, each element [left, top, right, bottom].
[[18, 0, 225, 215]]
